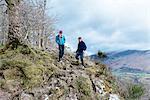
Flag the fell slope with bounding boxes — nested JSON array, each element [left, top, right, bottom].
[[0, 46, 122, 100], [105, 50, 150, 72], [91, 50, 150, 72]]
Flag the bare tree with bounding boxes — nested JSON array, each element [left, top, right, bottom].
[[40, 0, 46, 49], [0, 0, 55, 49], [5, 0, 22, 48], [0, 0, 8, 46]]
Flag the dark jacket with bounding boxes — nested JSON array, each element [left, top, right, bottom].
[[76, 41, 87, 53]]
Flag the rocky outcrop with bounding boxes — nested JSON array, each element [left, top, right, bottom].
[[0, 46, 123, 100]]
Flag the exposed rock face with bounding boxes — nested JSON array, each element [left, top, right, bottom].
[[0, 46, 123, 100], [109, 94, 120, 100], [21, 92, 33, 100], [0, 90, 11, 100]]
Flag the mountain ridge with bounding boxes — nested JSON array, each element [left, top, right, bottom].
[[90, 50, 150, 72]]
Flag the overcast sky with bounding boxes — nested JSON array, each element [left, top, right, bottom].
[[48, 0, 150, 54]]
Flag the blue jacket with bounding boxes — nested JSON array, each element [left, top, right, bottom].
[[56, 35, 66, 45], [76, 41, 87, 53]]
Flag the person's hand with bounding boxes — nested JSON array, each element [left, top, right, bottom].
[[56, 45, 59, 49]]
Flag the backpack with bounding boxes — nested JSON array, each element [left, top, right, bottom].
[[83, 43, 87, 50]]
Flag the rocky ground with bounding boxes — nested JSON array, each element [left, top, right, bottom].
[[0, 46, 123, 100]]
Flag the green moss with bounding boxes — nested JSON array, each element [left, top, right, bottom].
[[17, 45, 31, 55], [0, 44, 4, 49], [85, 67, 97, 75], [6, 0, 12, 5], [22, 64, 58, 89], [76, 76, 92, 97], [79, 95, 92, 100], [0, 43, 62, 90], [85, 64, 108, 77], [96, 64, 108, 77], [3, 68, 22, 80], [21, 65, 44, 88], [36, 60, 45, 65], [1, 59, 31, 70], [0, 79, 6, 88], [0, 49, 17, 59], [0, 46, 59, 89], [47, 66, 58, 76]]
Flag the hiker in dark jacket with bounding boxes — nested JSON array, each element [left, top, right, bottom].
[[76, 37, 87, 66], [56, 30, 66, 61]]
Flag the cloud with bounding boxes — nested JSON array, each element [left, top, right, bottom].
[[49, 0, 150, 54]]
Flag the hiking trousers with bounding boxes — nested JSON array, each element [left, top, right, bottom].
[[59, 45, 64, 61], [75, 52, 84, 65]]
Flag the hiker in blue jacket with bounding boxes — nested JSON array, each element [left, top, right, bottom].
[[56, 30, 66, 61], [76, 37, 87, 66]]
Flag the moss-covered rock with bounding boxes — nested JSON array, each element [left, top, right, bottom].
[[22, 65, 44, 88], [0, 46, 123, 100], [85, 64, 108, 77], [0, 79, 6, 88], [1, 59, 31, 70], [3, 68, 22, 80], [75, 76, 93, 98]]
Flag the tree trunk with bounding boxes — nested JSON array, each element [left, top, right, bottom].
[[5, 0, 22, 48], [40, 0, 46, 49]]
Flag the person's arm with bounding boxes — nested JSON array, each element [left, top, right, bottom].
[[83, 42, 87, 51], [55, 35, 59, 44], [64, 36, 66, 44], [76, 44, 79, 53]]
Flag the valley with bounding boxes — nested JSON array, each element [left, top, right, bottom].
[[91, 50, 150, 99]]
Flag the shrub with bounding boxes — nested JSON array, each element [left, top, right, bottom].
[[0, 44, 4, 48], [97, 50, 107, 59], [19, 45, 31, 54], [128, 84, 144, 99], [76, 76, 92, 96]]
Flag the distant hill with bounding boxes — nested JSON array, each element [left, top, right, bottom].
[[91, 50, 150, 99], [91, 50, 150, 72]]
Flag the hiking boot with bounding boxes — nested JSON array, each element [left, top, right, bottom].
[[58, 57, 62, 62], [82, 63, 86, 68], [81, 60, 85, 67], [76, 60, 80, 65]]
